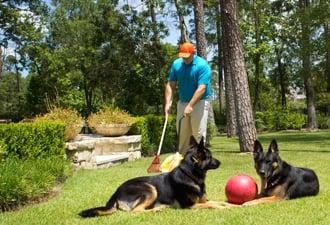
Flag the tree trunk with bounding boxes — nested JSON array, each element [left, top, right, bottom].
[[148, 0, 162, 114], [300, 0, 317, 130], [148, 0, 159, 43], [174, 0, 190, 43], [0, 47, 3, 81], [220, 0, 237, 137], [252, 0, 261, 112], [224, 58, 237, 137], [82, 67, 93, 117], [216, 2, 226, 114], [193, 0, 207, 58], [253, 53, 261, 112], [193, 0, 216, 146], [275, 46, 287, 109], [325, 22, 330, 117], [13, 51, 22, 119], [13, 52, 20, 94], [221, 0, 256, 152]]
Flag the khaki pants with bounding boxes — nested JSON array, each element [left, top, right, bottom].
[[176, 100, 209, 155]]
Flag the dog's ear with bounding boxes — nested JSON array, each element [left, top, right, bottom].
[[195, 136, 207, 161], [254, 140, 263, 153], [253, 140, 263, 158], [189, 136, 198, 146], [197, 136, 207, 154], [198, 136, 205, 148], [268, 139, 279, 153]]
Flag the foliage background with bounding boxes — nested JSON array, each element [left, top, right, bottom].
[[1, 0, 329, 129]]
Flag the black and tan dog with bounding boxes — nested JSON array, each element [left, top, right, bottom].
[[79, 136, 231, 217], [243, 139, 319, 206]]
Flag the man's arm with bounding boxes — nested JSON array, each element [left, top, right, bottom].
[[184, 84, 206, 116], [184, 61, 211, 116], [164, 81, 176, 116]]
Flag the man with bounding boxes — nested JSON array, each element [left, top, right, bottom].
[[164, 42, 212, 155]]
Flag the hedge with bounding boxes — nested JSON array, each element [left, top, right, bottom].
[[0, 122, 70, 212], [0, 122, 66, 160], [255, 110, 306, 131], [129, 115, 217, 156], [0, 156, 71, 212], [129, 115, 177, 156], [317, 115, 330, 129]]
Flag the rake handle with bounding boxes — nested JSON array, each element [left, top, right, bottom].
[[156, 114, 168, 156]]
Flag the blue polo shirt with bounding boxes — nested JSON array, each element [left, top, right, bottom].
[[168, 55, 211, 102]]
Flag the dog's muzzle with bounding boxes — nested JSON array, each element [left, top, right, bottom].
[[209, 158, 220, 169]]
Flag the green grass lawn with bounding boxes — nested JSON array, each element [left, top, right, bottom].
[[1, 130, 330, 225]]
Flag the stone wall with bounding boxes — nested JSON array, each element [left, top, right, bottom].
[[66, 134, 141, 169]]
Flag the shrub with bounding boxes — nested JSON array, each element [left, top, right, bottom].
[[145, 115, 176, 151], [0, 122, 66, 159], [129, 116, 152, 155], [283, 111, 306, 130], [163, 116, 177, 152], [35, 108, 84, 141], [0, 122, 71, 212], [87, 106, 135, 126], [0, 139, 6, 161], [317, 115, 330, 129], [212, 102, 226, 132], [255, 112, 267, 131], [129, 115, 176, 156], [87, 106, 136, 136], [0, 156, 71, 212], [206, 121, 218, 147], [129, 114, 216, 155], [255, 110, 306, 131]]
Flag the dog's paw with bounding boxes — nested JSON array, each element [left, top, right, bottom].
[[207, 201, 238, 208], [222, 202, 239, 207], [150, 204, 168, 212], [242, 200, 259, 206]]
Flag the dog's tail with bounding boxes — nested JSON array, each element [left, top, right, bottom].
[[79, 193, 118, 217], [79, 206, 116, 217], [79, 191, 118, 217]]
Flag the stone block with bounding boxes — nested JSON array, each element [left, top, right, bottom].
[[128, 151, 142, 161]]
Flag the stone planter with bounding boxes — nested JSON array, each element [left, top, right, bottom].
[[66, 134, 142, 169], [91, 123, 131, 137]]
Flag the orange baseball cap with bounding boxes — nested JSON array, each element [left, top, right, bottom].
[[178, 42, 195, 58]]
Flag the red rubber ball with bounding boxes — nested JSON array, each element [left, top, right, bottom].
[[225, 174, 258, 205]]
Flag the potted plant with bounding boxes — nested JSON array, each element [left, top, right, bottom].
[[87, 106, 135, 137], [35, 107, 84, 141]]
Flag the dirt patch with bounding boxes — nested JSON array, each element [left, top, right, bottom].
[[0, 184, 62, 213]]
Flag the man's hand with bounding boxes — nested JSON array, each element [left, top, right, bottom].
[[184, 104, 193, 117], [185, 84, 205, 116], [164, 103, 171, 116]]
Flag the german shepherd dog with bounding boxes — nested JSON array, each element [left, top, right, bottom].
[[243, 139, 319, 206], [79, 136, 231, 217]]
